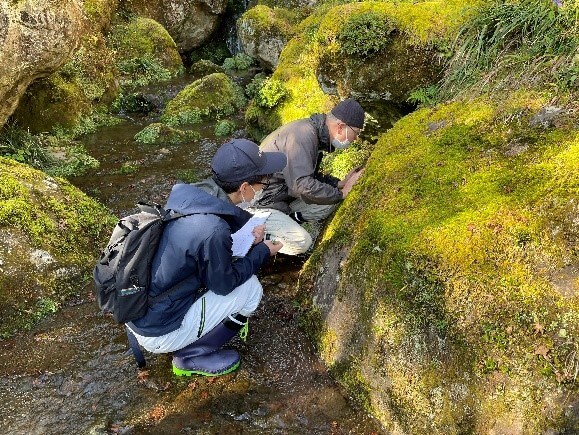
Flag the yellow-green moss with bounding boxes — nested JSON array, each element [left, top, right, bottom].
[[246, 13, 335, 136], [239, 5, 297, 40], [83, 0, 117, 32], [300, 90, 579, 432], [134, 123, 200, 145], [161, 73, 246, 127], [109, 17, 184, 88], [11, 33, 118, 134], [246, 0, 488, 135], [0, 157, 116, 337]]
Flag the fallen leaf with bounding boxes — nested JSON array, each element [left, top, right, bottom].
[[137, 370, 150, 382], [534, 344, 550, 360], [533, 322, 545, 335]]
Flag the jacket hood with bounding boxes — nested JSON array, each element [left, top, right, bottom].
[[166, 183, 252, 233], [309, 113, 331, 152]]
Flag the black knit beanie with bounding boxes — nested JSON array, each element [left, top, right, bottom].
[[330, 99, 365, 129]]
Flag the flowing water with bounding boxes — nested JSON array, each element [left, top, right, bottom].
[[0, 73, 384, 434]]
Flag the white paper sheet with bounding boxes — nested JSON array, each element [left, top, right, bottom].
[[231, 210, 271, 257]]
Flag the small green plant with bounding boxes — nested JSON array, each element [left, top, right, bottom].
[[114, 162, 139, 175], [174, 168, 203, 183], [135, 123, 201, 144], [441, 0, 579, 97], [47, 145, 99, 178], [117, 55, 174, 88], [214, 120, 237, 137], [338, 11, 395, 56], [407, 86, 439, 107], [190, 41, 232, 65], [255, 78, 288, 108], [245, 73, 268, 98], [0, 124, 53, 169], [222, 52, 254, 71]]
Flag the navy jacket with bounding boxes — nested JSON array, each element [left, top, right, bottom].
[[129, 183, 270, 337]]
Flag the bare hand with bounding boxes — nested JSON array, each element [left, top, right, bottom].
[[264, 239, 283, 256], [341, 168, 364, 196], [338, 166, 363, 189], [252, 224, 265, 245]]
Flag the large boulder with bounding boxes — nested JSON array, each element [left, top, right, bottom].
[[0, 0, 86, 128], [314, 1, 477, 104], [0, 157, 115, 337], [237, 5, 297, 70], [122, 0, 229, 52], [244, 0, 481, 138], [298, 91, 579, 433]]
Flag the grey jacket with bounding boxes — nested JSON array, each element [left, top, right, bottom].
[[256, 114, 342, 213]]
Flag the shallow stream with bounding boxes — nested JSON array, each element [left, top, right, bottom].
[[0, 73, 384, 434]]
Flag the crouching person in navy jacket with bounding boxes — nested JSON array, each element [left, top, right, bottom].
[[126, 139, 285, 377]]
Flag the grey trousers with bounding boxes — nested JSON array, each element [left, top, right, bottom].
[[288, 198, 337, 222]]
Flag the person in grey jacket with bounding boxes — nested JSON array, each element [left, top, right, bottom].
[[255, 99, 365, 223]]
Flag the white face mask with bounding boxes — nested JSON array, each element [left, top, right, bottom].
[[331, 125, 351, 150], [239, 184, 262, 209]]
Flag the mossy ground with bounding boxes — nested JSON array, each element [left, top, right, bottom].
[[300, 89, 578, 432], [0, 157, 116, 337]]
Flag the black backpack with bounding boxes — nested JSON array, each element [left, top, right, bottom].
[[93, 202, 192, 324]]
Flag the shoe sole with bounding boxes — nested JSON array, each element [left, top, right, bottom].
[[172, 360, 240, 377]]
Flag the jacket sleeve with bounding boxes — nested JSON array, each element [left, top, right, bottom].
[[198, 222, 270, 295], [283, 130, 344, 205]]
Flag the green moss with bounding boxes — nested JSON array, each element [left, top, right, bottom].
[[161, 73, 246, 127], [222, 53, 255, 72], [109, 17, 184, 88], [214, 120, 237, 137], [189, 59, 225, 76], [134, 123, 200, 144], [300, 90, 579, 432], [246, 13, 334, 135], [11, 33, 119, 134], [238, 4, 297, 41], [83, 0, 117, 32], [0, 157, 116, 337]]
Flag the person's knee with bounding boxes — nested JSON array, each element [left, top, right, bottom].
[[279, 230, 312, 255], [237, 275, 263, 316]]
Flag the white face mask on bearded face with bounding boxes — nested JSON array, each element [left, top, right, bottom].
[[331, 124, 351, 150]]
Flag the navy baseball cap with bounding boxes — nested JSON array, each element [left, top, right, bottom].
[[211, 139, 287, 183]]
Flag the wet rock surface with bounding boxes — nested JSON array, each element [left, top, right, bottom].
[[0, 260, 383, 434]]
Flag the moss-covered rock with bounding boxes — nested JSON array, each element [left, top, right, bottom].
[[245, 13, 336, 137], [189, 59, 225, 77], [0, 157, 116, 337], [244, 0, 489, 137], [83, 0, 118, 33], [134, 123, 200, 145], [298, 90, 579, 433], [315, 1, 485, 103], [238, 4, 298, 70], [161, 73, 246, 126], [0, 0, 85, 128], [120, 0, 228, 52], [11, 33, 119, 134], [109, 17, 184, 89]]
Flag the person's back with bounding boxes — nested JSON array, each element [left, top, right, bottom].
[[255, 99, 366, 225], [126, 139, 286, 377]]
